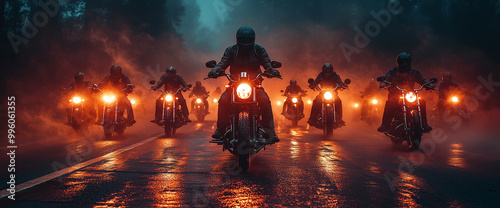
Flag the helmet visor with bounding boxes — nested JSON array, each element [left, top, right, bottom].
[[237, 36, 255, 45]]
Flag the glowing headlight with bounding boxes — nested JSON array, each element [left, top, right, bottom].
[[277, 101, 282, 106], [451, 96, 459, 103], [307, 100, 312, 104], [196, 98, 202, 104], [130, 99, 136, 105], [405, 92, 417, 103], [292, 97, 298, 103], [213, 98, 218, 103], [165, 95, 173, 102], [72, 97, 82, 104], [354, 103, 359, 108], [324, 91, 333, 100], [236, 83, 252, 99], [103, 95, 116, 103], [371, 99, 378, 104]]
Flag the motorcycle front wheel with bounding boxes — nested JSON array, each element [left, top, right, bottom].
[[408, 111, 422, 150], [237, 112, 251, 171], [324, 107, 334, 137]]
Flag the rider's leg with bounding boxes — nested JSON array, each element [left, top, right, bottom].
[[213, 90, 230, 139], [307, 94, 322, 125], [256, 88, 279, 143], [177, 94, 191, 123]]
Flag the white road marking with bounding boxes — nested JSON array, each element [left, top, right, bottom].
[[0, 134, 162, 199]]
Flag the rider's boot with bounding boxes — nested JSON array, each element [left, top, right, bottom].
[[212, 128, 225, 140]]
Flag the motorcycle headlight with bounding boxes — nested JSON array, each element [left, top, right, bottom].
[[324, 91, 333, 100], [371, 99, 378, 105], [213, 98, 218, 103], [354, 103, 359, 108], [292, 97, 298, 103], [103, 95, 116, 103], [236, 83, 252, 99], [72, 96, 82, 104], [165, 95, 173, 102], [451, 96, 459, 103], [130, 99, 136, 105], [405, 92, 417, 103], [196, 98, 202, 104]]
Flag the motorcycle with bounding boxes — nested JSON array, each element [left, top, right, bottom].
[[66, 94, 94, 130], [377, 76, 438, 150], [432, 90, 469, 127], [307, 78, 351, 136], [280, 91, 306, 126], [94, 84, 135, 139], [205, 60, 282, 171], [191, 94, 209, 122], [360, 93, 383, 125], [150, 80, 192, 137]]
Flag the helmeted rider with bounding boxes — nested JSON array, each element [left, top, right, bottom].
[[307, 63, 347, 128], [150, 66, 191, 124], [98, 65, 135, 125], [208, 26, 281, 144], [189, 81, 210, 114], [282, 79, 305, 116], [377, 52, 434, 133], [436, 72, 459, 112], [360, 78, 379, 120], [65, 72, 96, 123]]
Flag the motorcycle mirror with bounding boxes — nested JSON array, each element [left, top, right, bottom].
[[307, 78, 315, 84], [344, 79, 351, 85], [206, 60, 217, 68], [376, 76, 386, 82], [271, 61, 282, 68], [127, 84, 135, 89], [187, 84, 193, 88], [429, 77, 438, 84], [280, 90, 284, 93], [149, 80, 156, 85]]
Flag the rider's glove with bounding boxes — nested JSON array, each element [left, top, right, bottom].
[[265, 68, 281, 77], [182, 87, 190, 92], [208, 68, 221, 77], [426, 83, 436, 90]]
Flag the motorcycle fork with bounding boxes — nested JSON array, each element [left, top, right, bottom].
[[415, 93, 423, 130], [402, 93, 409, 132], [231, 87, 237, 140], [251, 86, 257, 141], [114, 101, 118, 124], [162, 97, 165, 122]]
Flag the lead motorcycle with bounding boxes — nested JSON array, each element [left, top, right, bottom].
[[94, 84, 135, 139], [205, 60, 282, 170], [307, 78, 351, 136], [377, 76, 438, 150], [280, 91, 306, 126], [150, 80, 191, 137]]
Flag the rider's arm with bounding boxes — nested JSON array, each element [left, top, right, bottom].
[[213, 46, 233, 72], [178, 75, 188, 89], [256, 45, 273, 71], [122, 75, 133, 93], [414, 69, 429, 86], [284, 86, 291, 95], [151, 74, 167, 90]]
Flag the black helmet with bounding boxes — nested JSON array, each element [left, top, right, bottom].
[[110, 65, 122, 78], [166, 66, 176, 75], [236, 26, 255, 51], [322, 63, 334, 74], [290, 79, 297, 86], [75, 72, 85, 83], [397, 52, 412, 71], [196, 81, 201, 86], [442, 72, 452, 82]]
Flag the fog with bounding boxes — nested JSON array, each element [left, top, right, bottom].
[[1, 0, 500, 144]]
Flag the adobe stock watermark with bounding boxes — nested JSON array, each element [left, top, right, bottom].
[[7, 0, 60, 54], [340, 0, 403, 63], [384, 73, 500, 192]]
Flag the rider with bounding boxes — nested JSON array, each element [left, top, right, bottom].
[[436, 72, 459, 112], [65, 72, 96, 123], [377, 52, 434, 133], [208, 26, 281, 143], [282, 79, 305, 116], [307, 63, 347, 128], [189, 81, 210, 114], [98, 65, 135, 125], [150, 66, 191, 124], [360, 78, 379, 120]]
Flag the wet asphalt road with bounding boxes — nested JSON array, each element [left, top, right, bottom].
[[2, 117, 500, 207]]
